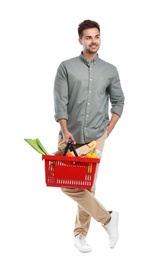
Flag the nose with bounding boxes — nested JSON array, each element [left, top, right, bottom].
[[91, 38, 96, 43]]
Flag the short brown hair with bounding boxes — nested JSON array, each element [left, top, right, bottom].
[[78, 19, 100, 38]]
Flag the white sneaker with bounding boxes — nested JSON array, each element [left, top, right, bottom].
[[74, 234, 92, 253], [103, 211, 119, 248]]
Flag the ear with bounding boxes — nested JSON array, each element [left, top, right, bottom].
[[78, 38, 83, 45]]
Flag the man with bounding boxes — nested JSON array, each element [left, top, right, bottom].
[[53, 19, 125, 253]]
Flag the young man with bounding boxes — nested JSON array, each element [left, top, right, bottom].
[[53, 19, 125, 253]]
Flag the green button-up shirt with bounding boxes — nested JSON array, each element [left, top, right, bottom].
[[54, 53, 125, 144]]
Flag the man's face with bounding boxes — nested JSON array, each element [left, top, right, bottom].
[[79, 28, 101, 54]]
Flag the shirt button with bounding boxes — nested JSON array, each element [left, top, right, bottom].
[[90, 78, 92, 81], [88, 103, 90, 105]]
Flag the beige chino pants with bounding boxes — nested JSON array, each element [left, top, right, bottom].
[[58, 130, 110, 237]]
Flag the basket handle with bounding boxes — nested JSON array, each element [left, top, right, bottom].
[[63, 140, 78, 157]]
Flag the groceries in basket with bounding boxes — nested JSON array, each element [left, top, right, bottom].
[[53, 140, 101, 158], [24, 137, 101, 159]]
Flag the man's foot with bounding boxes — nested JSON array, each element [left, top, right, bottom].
[[103, 211, 119, 248], [74, 234, 92, 253]]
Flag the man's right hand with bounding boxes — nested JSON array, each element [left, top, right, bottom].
[[62, 130, 76, 144]]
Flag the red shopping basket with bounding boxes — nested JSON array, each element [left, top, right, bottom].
[[42, 141, 100, 189]]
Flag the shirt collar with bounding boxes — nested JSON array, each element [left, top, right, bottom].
[[79, 52, 99, 66]]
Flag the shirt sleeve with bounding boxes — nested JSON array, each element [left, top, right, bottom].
[[53, 62, 69, 122], [107, 67, 125, 117]]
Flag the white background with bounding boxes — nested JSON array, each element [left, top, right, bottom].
[[1, 0, 168, 259]]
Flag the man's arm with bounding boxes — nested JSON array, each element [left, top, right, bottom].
[[59, 119, 76, 144], [106, 113, 120, 137]]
